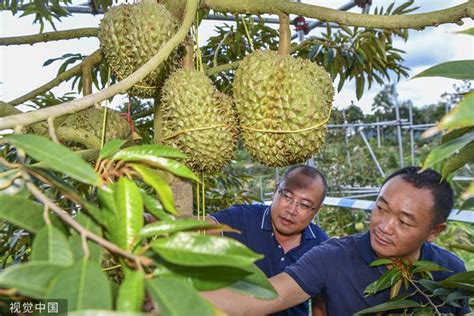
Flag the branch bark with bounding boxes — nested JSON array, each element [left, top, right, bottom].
[[0, 0, 200, 130], [7, 49, 102, 106], [82, 49, 104, 96], [203, 0, 473, 29], [0, 28, 99, 46]]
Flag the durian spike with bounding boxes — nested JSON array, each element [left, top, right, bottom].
[[183, 35, 194, 70], [278, 13, 291, 55]]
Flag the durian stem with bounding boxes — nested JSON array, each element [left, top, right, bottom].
[[153, 96, 164, 143], [278, 13, 291, 56], [82, 49, 104, 96], [0, 0, 200, 130], [240, 15, 255, 52], [0, 28, 98, 46], [183, 35, 194, 70]]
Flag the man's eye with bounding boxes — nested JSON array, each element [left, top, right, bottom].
[[300, 204, 312, 210]]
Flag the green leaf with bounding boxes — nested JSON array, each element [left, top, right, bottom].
[[152, 261, 250, 291], [439, 271, 474, 291], [131, 164, 178, 215], [412, 60, 474, 80], [125, 155, 198, 182], [411, 261, 447, 274], [114, 177, 144, 250], [0, 195, 66, 234], [68, 235, 102, 266], [0, 195, 46, 233], [117, 270, 145, 312], [228, 263, 278, 300], [439, 92, 474, 130], [28, 166, 106, 225], [442, 142, 474, 178], [69, 312, 146, 316], [151, 232, 263, 268], [4, 134, 101, 186], [422, 132, 473, 170], [47, 259, 112, 311], [356, 76, 365, 100], [364, 268, 401, 296], [140, 218, 238, 237], [99, 139, 127, 159], [141, 191, 175, 221], [369, 258, 392, 267], [146, 277, 214, 316], [31, 225, 74, 266], [441, 127, 474, 144], [0, 262, 66, 299], [112, 144, 187, 163], [354, 299, 421, 315], [456, 28, 474, 36]]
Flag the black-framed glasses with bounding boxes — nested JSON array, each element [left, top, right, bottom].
[[277, 188, 317, 213]]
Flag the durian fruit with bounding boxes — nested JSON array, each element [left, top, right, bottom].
[[98, 1, 180, 98], [161, 69, 238, 173], [233, 50, 334, 167], [57, 108, 131, 149]]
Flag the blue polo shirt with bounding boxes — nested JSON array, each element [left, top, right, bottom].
[[209, 204, 329, 316], [285, 232, 469, 315]]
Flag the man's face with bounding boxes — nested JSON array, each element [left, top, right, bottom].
[[369, 176, 445, 261], [271, 172, 324, 237]]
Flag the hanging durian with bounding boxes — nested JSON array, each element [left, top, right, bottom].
[[57, 107, 131, 149], [98, 0, 180, 98], [160, 42, 238, 173], [233, 14, 334, 167]]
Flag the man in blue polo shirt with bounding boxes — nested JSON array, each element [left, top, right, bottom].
[[208, 165, 329, 316], [203, 167, 470, 315]]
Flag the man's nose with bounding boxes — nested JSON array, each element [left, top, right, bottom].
[[378, 217, 395, 235], [286, 202, 299, 215]]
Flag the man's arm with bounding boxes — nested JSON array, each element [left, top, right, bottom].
[[311, 296, 327, 316], [201, 272, 310, 315]]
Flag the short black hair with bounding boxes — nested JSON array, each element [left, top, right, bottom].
[[382, 166, 454, 225], [282, 165, 328, 205]]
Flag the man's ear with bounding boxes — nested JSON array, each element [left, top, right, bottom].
[[426, 223, 447, 243]]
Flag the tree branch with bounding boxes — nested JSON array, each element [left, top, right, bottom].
[[7, 49, 102, 106], [0, 0, 200, 130], [82, 49, 104, 96], [23, 178, 152, 266], [0, 28, 99, 46], [203, 0, 474, 29], [205, 60, 240, 76]]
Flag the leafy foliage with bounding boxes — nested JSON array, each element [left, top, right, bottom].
[[0, 136, 276, 314], [356, 259, 472, 314]]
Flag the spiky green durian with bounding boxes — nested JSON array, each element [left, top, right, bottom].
[[98, 1, 180, 98], [57, 107, 131, 149], [233, 50, 334, 167], [161, 69, 238, 173]]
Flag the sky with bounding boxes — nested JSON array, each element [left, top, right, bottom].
[[1, 0, 473, 114]]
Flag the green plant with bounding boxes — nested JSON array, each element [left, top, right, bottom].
[[0, 135, 276, 314], [355, 258, 473, 315]]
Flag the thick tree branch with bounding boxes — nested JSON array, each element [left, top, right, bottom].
[[203, 0, 473, 29], [7, 49, 102, 106], [0, 0, 199, 130], [82, 49, 104, 96], [0, 28, 99, 46], [205, 60, 240, 76]]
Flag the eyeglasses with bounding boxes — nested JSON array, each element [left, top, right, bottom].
[[277, 188, 317, 213]]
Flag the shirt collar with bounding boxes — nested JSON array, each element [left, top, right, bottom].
[[262, 205, 318, 240], [358, 232, 379, 265]]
